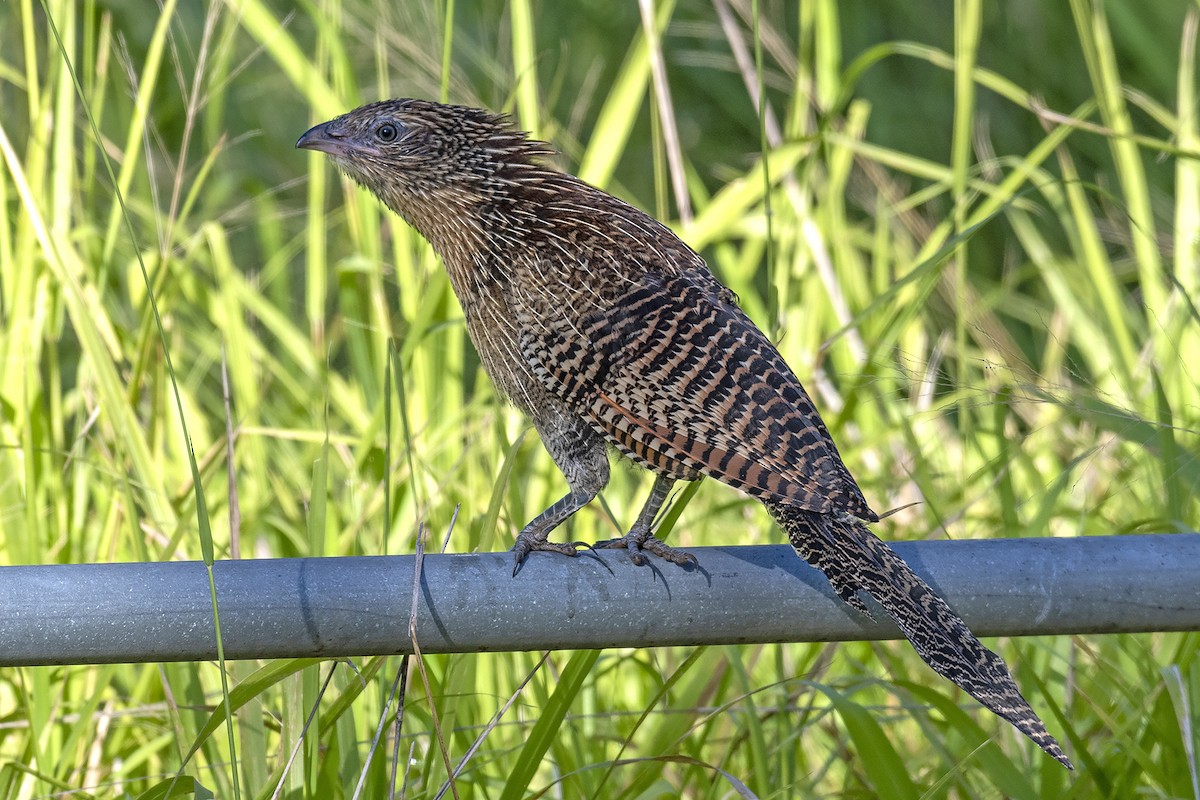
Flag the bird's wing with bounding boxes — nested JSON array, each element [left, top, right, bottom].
[[520, 268, 876, 520]]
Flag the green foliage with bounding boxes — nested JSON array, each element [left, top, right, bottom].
[[1, 0, 1197, 796]]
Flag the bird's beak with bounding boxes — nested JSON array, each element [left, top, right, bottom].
[[296, 121, 348, 156]]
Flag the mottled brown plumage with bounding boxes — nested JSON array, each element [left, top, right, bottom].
[[297, 98, 1071, 768]]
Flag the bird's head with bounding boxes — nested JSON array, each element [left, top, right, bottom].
[[297, 99, 557, 244]]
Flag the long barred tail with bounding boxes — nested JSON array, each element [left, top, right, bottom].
[[769, 503, 1072, 769]]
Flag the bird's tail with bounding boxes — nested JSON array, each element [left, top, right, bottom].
[[768, 502, 1071, 769]]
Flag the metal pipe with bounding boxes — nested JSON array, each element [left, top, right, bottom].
[[0, 534, 1196, 666]]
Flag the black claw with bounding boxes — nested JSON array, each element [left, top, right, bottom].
[[591, 532, 694, 567], [510, 535, 582, 577]]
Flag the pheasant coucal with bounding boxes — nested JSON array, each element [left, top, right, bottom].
[[297, 98, 1071, 768]]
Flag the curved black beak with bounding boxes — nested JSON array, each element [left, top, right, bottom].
[[296, 121, 347, 156]]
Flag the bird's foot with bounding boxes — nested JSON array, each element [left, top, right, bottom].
[[593, 528, 697, 567], [511, 531, 580, 575]]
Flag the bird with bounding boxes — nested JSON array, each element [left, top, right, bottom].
[[297, 98, 1072, 769]]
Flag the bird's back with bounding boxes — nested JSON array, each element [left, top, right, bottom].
[[504, 181, 876, 520]]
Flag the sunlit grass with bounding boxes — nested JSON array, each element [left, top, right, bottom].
[[0, 0, 1197, 797]]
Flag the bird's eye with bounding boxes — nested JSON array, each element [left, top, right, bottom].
[[375, 123, 399, 143]]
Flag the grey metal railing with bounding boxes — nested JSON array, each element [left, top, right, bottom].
[[1, 534, 1197, 666]]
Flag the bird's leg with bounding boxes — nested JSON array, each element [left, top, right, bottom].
[[594, 475, 696, 566], [511, 490, 598, 568], [513, 409, 610, 573]]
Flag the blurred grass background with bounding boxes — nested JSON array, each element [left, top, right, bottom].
[[1, 0, 1198, 797]]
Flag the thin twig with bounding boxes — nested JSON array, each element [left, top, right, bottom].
[[162, 2, 222, 261], [433, 652, 551, 799], [220, 347, 241, 559], [711, 0, 867, 370], [440, 504, 460, 553], [638, 0, 693, 225], [271, 662, 340, 800], [354, 655, 409, 800], [388, 671, 411, 800], [408, 523, 460, 800]]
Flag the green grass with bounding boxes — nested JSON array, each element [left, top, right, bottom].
[[2, 0, 1198, 797]]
